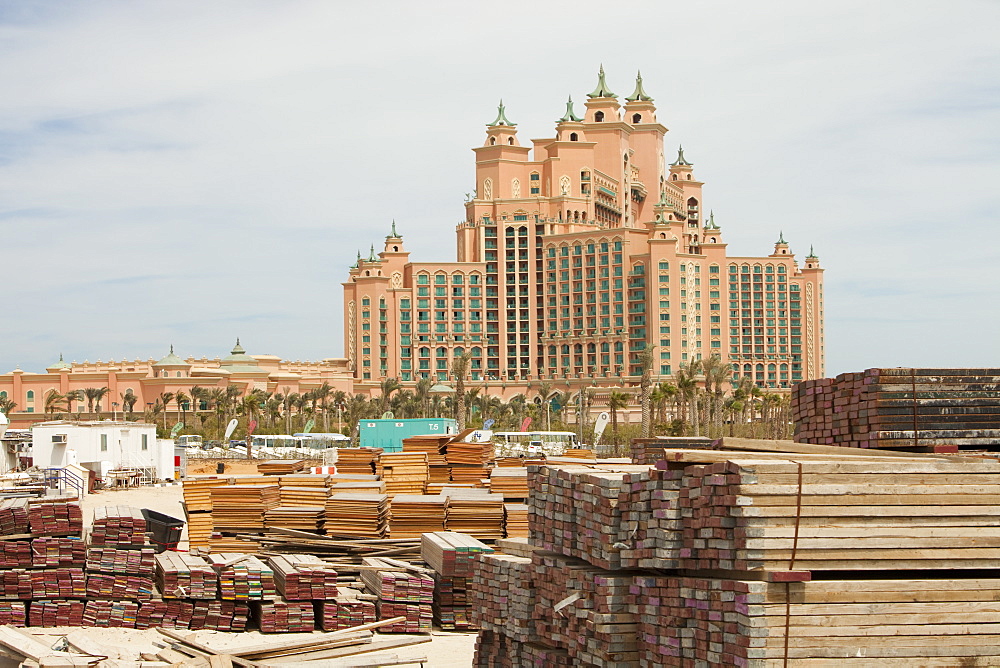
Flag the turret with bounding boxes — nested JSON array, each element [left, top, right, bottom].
[[623, 70, 657, 125], [554, 96, 586, 142], [584, 65, 621, 123], [770, 231, 792, 257], [804, 245, 822, 270], [484, 100, 519, 147]]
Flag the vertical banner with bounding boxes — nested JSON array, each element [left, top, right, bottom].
[[247, 420, 258, 437], [520, 417, 532, 432], [170, 422, 184, 437], [593, 411, 610, 445], [483, 418, 495, 431], [224, 419, 239, 441], [303, 418, 315, 434]]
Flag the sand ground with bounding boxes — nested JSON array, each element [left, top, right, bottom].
[[32, 484, 479, 667]]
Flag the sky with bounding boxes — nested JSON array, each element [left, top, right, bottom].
[[1, 0, 998, 377]]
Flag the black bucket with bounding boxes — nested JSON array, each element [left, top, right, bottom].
[[141, 508, 184, 553]]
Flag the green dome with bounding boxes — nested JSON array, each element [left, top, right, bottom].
[[220, 339, 262, 373], [153, 345, 187, 367]]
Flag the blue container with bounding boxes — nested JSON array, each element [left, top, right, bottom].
[[357, 418, 457, 453]]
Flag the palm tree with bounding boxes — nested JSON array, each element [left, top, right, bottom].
[[174, 391, 190, 429], [330, 390, 347, 433], [699, 355, 730, 437], [674, 367, 699, 435], [345, 394, 370, 443], [606, 391, 630, 446], [189, 386, 208, 427], [158, 392, 175, 431], [117, 390, 137, 420], [0, 397, 17, 415], [451, 353, 472, 429], [65, 390, 84, 417], [44, 390, 66, 417], [92, 387, 110, 416], [377, 378, 401, 416], [637, 346, 655, 438], [414, 377, 433, 418], [313, 382, 333, 431], [82, 388, 102, 416]]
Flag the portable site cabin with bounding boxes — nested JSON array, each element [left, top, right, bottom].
[[358, 418, 457, 453], [31, 421, 173, 483]]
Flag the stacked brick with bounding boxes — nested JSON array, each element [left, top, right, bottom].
[[792, 367, 1000, 450]]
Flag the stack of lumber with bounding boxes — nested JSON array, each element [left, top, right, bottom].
[[334, 448, 382, 475], [631, 436, 714, 464], [445, 439, 492, 486], [30, 568, 87, 599], [0, 499, 29, 536], [330, 480, 386, 493], [324, 493, 389, 538], [377, 452, 429, 496], [189, 600, 249, 631], [488, 467, 529, 499], [469, 553, 535, 642], [531, 550, 639, 667], [277, 485, 330, 507], [31, 538, 87, 568], [360, 557, 433, 633], [0, 602, 25, 626], [793, 367, 1000, 450], [82, 600, 140, 627], [89, 506, 146, 547], [503, 503, 529, 538], [426, 482, 473, 495], [86, 547, 155, 575], [474, 630, 572, 668], [0, 570, 32, 597], [442, 489, 504, 539], [182, 477, 229, 511], [421, 531, 493, 576], [85, 572, 154, 600], [257, 459, 306, 475], [0, 541, 30, 567], [404, 434, 452, 485], [432, 573, 474, 630], [264, 506, 325, 532], [155, 552, 218, 599], [208, 534, 261, 553], [252, 598, 316, 633], [269, 554, 338, 600], [210, 485, 280, 530], [134, 599, 194, 629], [27, 501, 82, 536], [632, 574, 1000, 666], [560, 448, 596, 459], [278, 473, 331, 488], [677, 455, 1000, 573], [388, 495, 446, 538], [318, 593, 377, 631], [29, 600, 85, 626], [208, 553, 277, 600]]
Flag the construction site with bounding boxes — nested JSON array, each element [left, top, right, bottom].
[[0, 366, 997, 666]]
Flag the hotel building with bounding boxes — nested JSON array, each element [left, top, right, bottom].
[[343, 68, 824, 394]]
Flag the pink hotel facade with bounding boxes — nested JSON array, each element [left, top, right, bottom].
[[1, 70, 824, 426], [343, 69, 824, 394]]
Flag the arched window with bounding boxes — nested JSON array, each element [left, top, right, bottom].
[[419, 347, 430, 358], [671, 174, 678, 181], [686, 174, 692, 180], [454, 347, 464, 357], [632, 113, 642, 123], [26, 391, 34, 400], [569, 132, 578, 141], [472, 347, 482, 357], [436, 347, 447, 358], [594, 111, 605, 122], [489, 137, 496, 146], [392, 245, 398, 252]]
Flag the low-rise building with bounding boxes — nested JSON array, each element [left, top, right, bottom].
[[30, 420, 172, 482]]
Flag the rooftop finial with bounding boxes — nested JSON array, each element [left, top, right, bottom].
[[169, 344, 174, 355], [625, 70, 653, 102], [488, 99, 516, 127], [707, 210, 719, 229], [670, 145, 692, 166], [777, 231, 787, 244], [388, 219, 400, 239], [807, 244, 818, 259], [368, 244, 377, 262], [558, 95, 583, 123], [587, 64, 617, 99]]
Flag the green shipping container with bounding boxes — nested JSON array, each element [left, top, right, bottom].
[[357, 418, 458, 453]]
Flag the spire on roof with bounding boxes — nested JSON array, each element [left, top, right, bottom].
[[706, 210, 720, 229], [625, 70, 653, 102], [387, 219, 400, 239], [777, 231, 787, 244], [368, 245, 377, 262], [558, 96, 583, 123], [807, 245, 818, 259], [587, 65, 617, 99], [488, 100, 516, 127], [670, 145, 692, 166]]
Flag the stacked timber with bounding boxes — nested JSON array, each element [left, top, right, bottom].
[[503, 503, 529, 538], [488, 467, 529, 499], [28, 600, 85, 627], [189, 600, 249, 631], [360, 557, 433, 633], [334, 448, 382, 475], [388, 495, 446, 538], [27, 501, 82, 536], [442, 489, 504, 539], [257, 460, 306, 475], [269, 554, 338, 600], [631, 436, 715, 464], [207, 553, 277, 600], [445, 439, 492, 486], [0, 541, 31, 568], [82, 600, 140, 628], [403, 434, 452, 485], [155, 552, 218, 599], [0, 499, 29, 536], [432, 573, 474, 630], [474, 631, 572, 668], [324, 493, 389, 538], [87, 547, 155, 575], [793, 367, 1000, 450], [89, 506, 146, 547], [134, 599, 194, 629], [278, 473, 330, 487], [30, 538, 87, 568], [469, 553, 535, 642], [0, 602, 25, 626], [377, 452, 429, 496], [421, 531, 493, 577], [181, 478, 229, 511], [29, 568, 87, 599], [85, 572, 154, 600], [252, 598, 315, 633], [318, 593, 376, 631], [210, 485, 280, 531], [264, 506, 325, 533], [277, 485, 330, 507]]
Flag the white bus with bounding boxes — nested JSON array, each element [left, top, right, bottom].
[[492, 431, 580, 457], [251, 433, 351, 452]]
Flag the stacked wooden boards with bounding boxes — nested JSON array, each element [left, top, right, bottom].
[[269, 554, 338, 600], [631, 436, 715, 464], [333, 448, 382, 475], [793, 367, 1000, 450], [376, 452, 429, 495], [257, 459, 306, 475], [325, 493, 389, 538], [442, 489, 504, 539], [388, 495, 446, 538], [421, 531, 493, 631], [359, 557, 433, 633], [473, 444, 1000, 667]]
